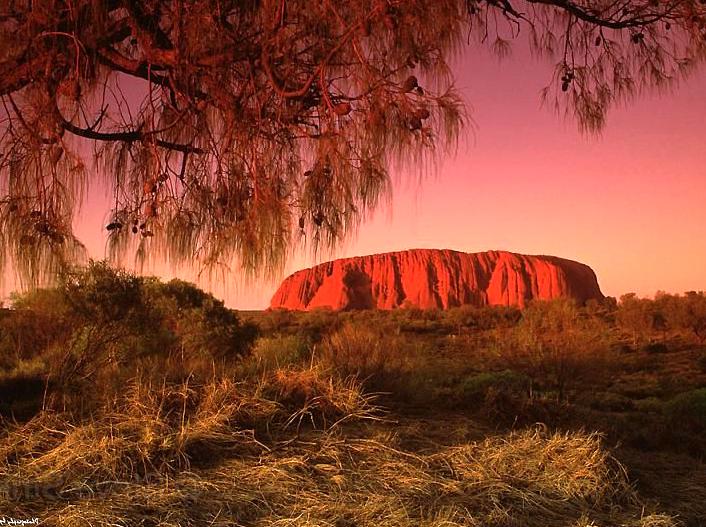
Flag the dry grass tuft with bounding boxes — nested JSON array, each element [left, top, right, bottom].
[[0, 368, 374, 505], [436, 427, 632, 506], [0, 410, 680, 527], [264, 364, 380, 429]]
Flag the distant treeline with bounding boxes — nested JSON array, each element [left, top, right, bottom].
[[253, 291, 706, 345]]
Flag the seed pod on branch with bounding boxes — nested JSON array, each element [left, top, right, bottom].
[[402, 75, 419, 92], [333, 102, 352, 116]]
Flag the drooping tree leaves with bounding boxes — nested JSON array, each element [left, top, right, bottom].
[[0, 1, 703, 285]]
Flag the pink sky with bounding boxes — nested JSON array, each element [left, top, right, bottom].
[[24, 44, 706, 309]]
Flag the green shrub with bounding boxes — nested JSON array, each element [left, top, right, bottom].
[[61, 261, 147, 325], [458, 370, 530, 404], [256, 308, 296, 333], [664, 388, 706, 432], [633, 397, 664, 414], [587, 391, 635, 412], [616, 294, 661, 346], [251, 335, 311, 370], [146, 278, 259, 361], [0, 262, 259, 418], [0, 306, 66, 367], [399, 317, 444, 334], [298, 307, 341, 341], [498, 299, 614, 402], [447, 305, 522, 332]]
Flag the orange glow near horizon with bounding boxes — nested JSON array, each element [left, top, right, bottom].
[[5, 45, 706, 309]]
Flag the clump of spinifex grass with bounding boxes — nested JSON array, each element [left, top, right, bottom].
[[0, 370, 679, 527], [5, 430, 679, 527], [0, 366, 376, 504]]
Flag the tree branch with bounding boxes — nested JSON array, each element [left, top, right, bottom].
[[523, 0, 674, 29], [0, 54, 49, 96], [60, 117, 204, 154]]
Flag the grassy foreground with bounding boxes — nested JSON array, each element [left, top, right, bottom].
[[0, 264, 705, 526], [0, 374, 683, 527]]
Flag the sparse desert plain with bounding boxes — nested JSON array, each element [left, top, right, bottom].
[[0, 260, 704, 526]]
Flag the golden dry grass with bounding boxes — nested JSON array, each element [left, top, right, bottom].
[[0, 368, 681, 527]]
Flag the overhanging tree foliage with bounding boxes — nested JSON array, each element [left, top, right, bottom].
[[0, 1, 704, 285]]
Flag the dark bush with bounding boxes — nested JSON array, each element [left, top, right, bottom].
[[298, 307, 342, 341], [458, 370, 530, 405], [695, 350, 706, 374], [0, 262, 258, 418], [588, 391, 635, 412], [664, 388, 706, 433], [613, 343, 635, 354], [642, 342, 669, 354], [447, 305, 522, 332], [146, 278, 259, 361]]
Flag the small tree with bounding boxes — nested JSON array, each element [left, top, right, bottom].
[[9, 262, 258, 388], [52, 261, 162, 386], [146, 278, 259, 361], [616, 293, 659, 347], [507, 298, 611, 403], [661, 291, 706, 344], [683, 292, 706, 343]]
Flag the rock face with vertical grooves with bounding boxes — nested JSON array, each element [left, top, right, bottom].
[[269, 249, 603, 310]]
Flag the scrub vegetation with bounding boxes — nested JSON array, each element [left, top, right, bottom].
[[0, 263, 705, 526]]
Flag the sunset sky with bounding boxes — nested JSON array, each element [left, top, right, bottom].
[[35, 43, 706, 310]]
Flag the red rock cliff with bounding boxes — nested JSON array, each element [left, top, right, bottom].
[[269, 249, 603, 310]]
